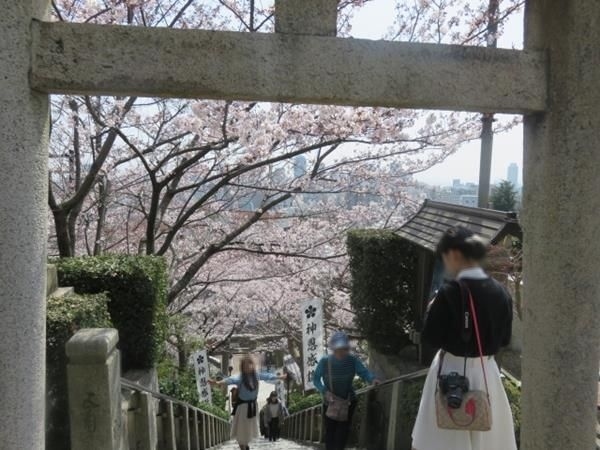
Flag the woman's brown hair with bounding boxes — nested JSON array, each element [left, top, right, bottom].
[[240, 355, 258, 391]]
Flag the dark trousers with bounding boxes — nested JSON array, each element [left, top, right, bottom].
[[268, 418, 280, 441], [324, 401, 357, 450]]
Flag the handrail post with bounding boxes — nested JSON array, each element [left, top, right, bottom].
[[357, 391, 370, 448], [161, 400, 177, 450], [303, 411, 309, 441], [135, 391, 158, 450], [191, 410, 200, 450], [212, 415, 217, 446], [292, 414, 296, 439], [66, 329, 123, 450], [309, 408, 315, 442], [318, 405, 324, 443], [386, 381, 403, 449], [201, 413, 207, 449], [181, 406, 191, 450], [281, 414, 286, 438]]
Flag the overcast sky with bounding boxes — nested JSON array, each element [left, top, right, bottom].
[[350, 1, 524, 187]]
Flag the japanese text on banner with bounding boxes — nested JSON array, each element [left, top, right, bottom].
[[193, 349, 212, 405], [301, 298, 325, 391]]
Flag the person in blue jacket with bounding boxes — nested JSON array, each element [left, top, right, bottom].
[[313, 332, 380, 450], [210, 355, 286, 450]]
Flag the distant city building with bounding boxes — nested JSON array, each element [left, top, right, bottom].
[[459, 195, 478, 208], [293, 155, 308, 178], [507, 163, 519, 187], [425, 179, 479, 207]]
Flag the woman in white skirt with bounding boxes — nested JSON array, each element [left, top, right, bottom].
[[412, 226, 517, 450], [210, 356, 286, 450]]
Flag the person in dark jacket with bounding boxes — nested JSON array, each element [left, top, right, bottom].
[[259, 398, 269, 438], [263, 391, 288, 442], [412, 226, 517, 450]]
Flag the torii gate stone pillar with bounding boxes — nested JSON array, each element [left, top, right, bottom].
[[0, 1, 50, 449], [1, 0, 600, 448], [522, 1, 600, 449]]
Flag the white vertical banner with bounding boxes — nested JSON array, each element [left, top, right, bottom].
[[301, 298, 325, 391], [193, 349, 212, 405], [276, 380, 287, 407], [283, 354, 302, 384]]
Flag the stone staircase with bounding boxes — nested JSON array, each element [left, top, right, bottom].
[[215, 439, 318, 449], [46, 264, 74, 299]]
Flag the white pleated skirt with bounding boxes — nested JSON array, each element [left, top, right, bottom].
[[412, 351, 517, 450], [231, 403, 259, 445]]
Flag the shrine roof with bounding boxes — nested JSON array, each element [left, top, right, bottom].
[[396, 199, 521, 252]]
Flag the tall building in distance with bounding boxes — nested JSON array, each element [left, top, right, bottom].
[[293, 155, 308, 179], [507, 163, 519, 187]]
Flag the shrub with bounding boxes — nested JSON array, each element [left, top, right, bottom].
[[347, 229, 418, 354], [57, 256, 168, 371], [158, 364, 229, 420], [397, 378, 426, 435], [288, 391, 322, 414], [46, 292, 112, 450], [503, 377, 522, 447]]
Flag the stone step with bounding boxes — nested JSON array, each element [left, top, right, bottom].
[[215, 438, 318, 449], [46, 264, 58, 297], [48, 286, 75, 298]]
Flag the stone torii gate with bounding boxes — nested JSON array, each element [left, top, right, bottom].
[[1, 1, 598, 449]]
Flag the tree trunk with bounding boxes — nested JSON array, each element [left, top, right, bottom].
[[52, 208, 74, 257]]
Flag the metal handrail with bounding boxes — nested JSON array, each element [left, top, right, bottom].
[[500, 368, 521, 388], [283, 366, 522, 447], [121, 378, 231, 423], [286, 368, 430, 420], [355, 368, 430, 395], [287, 366, 519, 418]]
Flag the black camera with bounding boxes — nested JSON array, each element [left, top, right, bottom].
[[439, 372, 470, 409]]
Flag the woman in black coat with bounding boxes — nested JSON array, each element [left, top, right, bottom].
[[412, 226, 517, 450]]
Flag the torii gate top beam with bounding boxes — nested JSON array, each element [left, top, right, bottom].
[[30, 20, 547, 114]]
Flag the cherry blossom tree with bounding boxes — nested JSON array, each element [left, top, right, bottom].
[[47, 0, 523, 355]]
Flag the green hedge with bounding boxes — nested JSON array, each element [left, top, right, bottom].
[[288, 391, 322, 414], [47, 292, 112, 450], [158, 364, 229, 420], [347, 229, 418, 354], [503, 377, 522, 447], [57, 256, 168, 371]]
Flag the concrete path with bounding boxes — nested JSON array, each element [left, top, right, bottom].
[[214, 438, 318, 449]]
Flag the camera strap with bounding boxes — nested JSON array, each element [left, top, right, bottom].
[[459, 281, 470, 378], [460, 281, 491, 403], [436, 282, 490, 403]]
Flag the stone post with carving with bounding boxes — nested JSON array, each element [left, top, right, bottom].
[[66, 329, 123, 450]]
